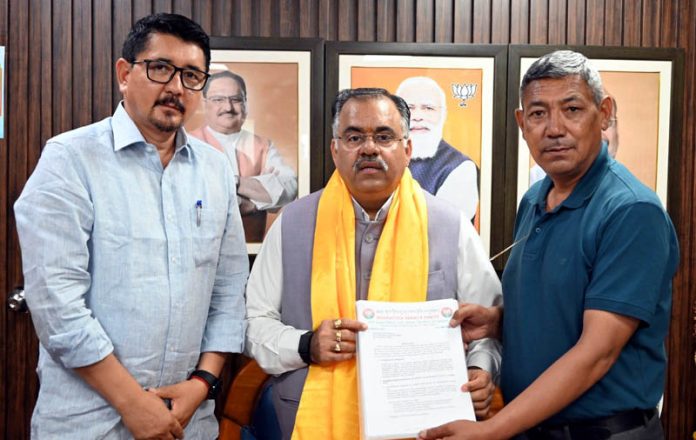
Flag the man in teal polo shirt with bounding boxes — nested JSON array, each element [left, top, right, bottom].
[[418, 50, 678, 440]]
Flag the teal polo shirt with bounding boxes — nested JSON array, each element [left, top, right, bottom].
[[501, 145, 679, 423]]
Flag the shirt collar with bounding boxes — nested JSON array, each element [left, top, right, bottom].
[[351, 193, 395, 222], [536, 140, 611, 211], [112, 102, 193, 159]]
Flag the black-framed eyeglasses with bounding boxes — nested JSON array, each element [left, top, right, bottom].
[[132, 59, 210, 91], [335, 132, 406, 150]]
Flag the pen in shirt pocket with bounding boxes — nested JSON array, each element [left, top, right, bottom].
[[196, 200, 203, 227]]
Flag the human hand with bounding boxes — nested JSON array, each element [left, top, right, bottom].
[[150, 379, 208, 429], [463, 368, 495, 419], [119, 389, 184, 439], [418, 419, 496, 440], [310, 318, 367, 365], [238, 197, 257, 215], [450, 304, 501, 343]]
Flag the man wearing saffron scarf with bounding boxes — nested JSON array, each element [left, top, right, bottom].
[[245, 88, 502, 439]]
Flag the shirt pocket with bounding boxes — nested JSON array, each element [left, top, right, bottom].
[[191, 207, 225, 267]]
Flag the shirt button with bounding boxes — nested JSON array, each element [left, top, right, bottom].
[[170, 257, 177, 264], [167, 214, 174, 221], [535, 227, 542, 233], [365, 233, 374, 243]]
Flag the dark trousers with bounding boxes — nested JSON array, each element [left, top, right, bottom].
[[513, 409, 663, 440]]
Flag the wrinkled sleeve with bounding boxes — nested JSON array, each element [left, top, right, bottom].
[[435, 160, 479, 221], [250, 142, 298, 211], [456, 214, 503, 383], [14, 142, 114, 369], [201, 162, 249, 353], [244, 215, 308, 375]]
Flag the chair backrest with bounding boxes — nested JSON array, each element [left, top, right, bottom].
[[219, 357, 270, 440]]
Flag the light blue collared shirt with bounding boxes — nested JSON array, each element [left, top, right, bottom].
[[15, 104, 249, 439]]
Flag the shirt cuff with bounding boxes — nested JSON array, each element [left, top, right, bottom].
[[47, 317, 114, 369], [202, 318, 246, 354], [250, 175, 284, 210], [278, 328, 308, 372]]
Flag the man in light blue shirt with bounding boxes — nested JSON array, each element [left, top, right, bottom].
[[14, 13, 248, 439]]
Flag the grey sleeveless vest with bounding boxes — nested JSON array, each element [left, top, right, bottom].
[[272, 189, 460, 438]]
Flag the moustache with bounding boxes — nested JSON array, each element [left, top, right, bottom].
[[217, 109, 240, 117], [353, 155, 389, 172], [155, 96, 185, 113]]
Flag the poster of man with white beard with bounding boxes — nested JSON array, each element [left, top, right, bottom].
[[396, 77, 479, 223]]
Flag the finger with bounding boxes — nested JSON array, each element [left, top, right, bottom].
[[475, 407, 491, 420], [334, 329, 361, 343], [449, 304, 477, 327], [473, 394, 493, 410], [330, 318, 367, 331], [461, 376, 484, 392], [470, 385, 494, 403], [171, 419, 185, 439], [418, 424, 452, 440], [326, 340, 356, 354]]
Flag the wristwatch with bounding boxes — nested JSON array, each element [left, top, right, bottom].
[[298, 330, 314, 365], [188, 369, 221, 399]]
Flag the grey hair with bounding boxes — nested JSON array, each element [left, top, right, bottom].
[[331, 88, 410, 139], [520, 50, 604, 106]]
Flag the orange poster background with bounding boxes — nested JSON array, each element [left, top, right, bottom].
[[351, 67, 484, 166], [527, 70, 660, 190], [601, 71, 660, 189], [186, 62, 299, 173]]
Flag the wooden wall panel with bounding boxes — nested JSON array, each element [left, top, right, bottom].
[[530, 0, 549, 43], [453, 0, 472, 43], [192, 0, 213, 35], [603, 0, 622, 45], [641, 0, 660, 47], [376, 0, 396, 41], [472, 0, 491, 43], [660, 0, 679, 47], [73, 0, 93, 128], [396, 0, 415, 41], [357, 0, 376, 41], [623, 0, 641, 46], [338, 0, 357, 40], [279, 0, 299, 37], [548, 0, 567, 44], [415, 0, 434, 42], [510, 0, 529, 43], [566, 0, 586, 44], [491, 0, 509, 43], [434, 0, 454, 43], [2, 1, 695, 438], [93, 0, 113, 122]]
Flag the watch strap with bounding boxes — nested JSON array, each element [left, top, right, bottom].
[[189, 369, 220, 399], [298, 330, 314, 365]]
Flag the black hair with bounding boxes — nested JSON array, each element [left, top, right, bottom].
[[331, 88, 410, 138], [121, 13, 210, 71]]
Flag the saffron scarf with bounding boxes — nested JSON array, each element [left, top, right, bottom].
[[291, 168, 429, 439]]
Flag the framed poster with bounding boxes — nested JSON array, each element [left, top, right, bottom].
[[185, 37, 324, 254], [0, 46, 4, 139], [326, 42, 508, 259], [505, 45, 684, 255]]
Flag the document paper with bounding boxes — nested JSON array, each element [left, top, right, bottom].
[[356, 299, 475, 440]]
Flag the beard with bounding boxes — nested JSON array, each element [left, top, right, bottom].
[[409, 121, 444, 159], [151, 96, 186, 133]]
